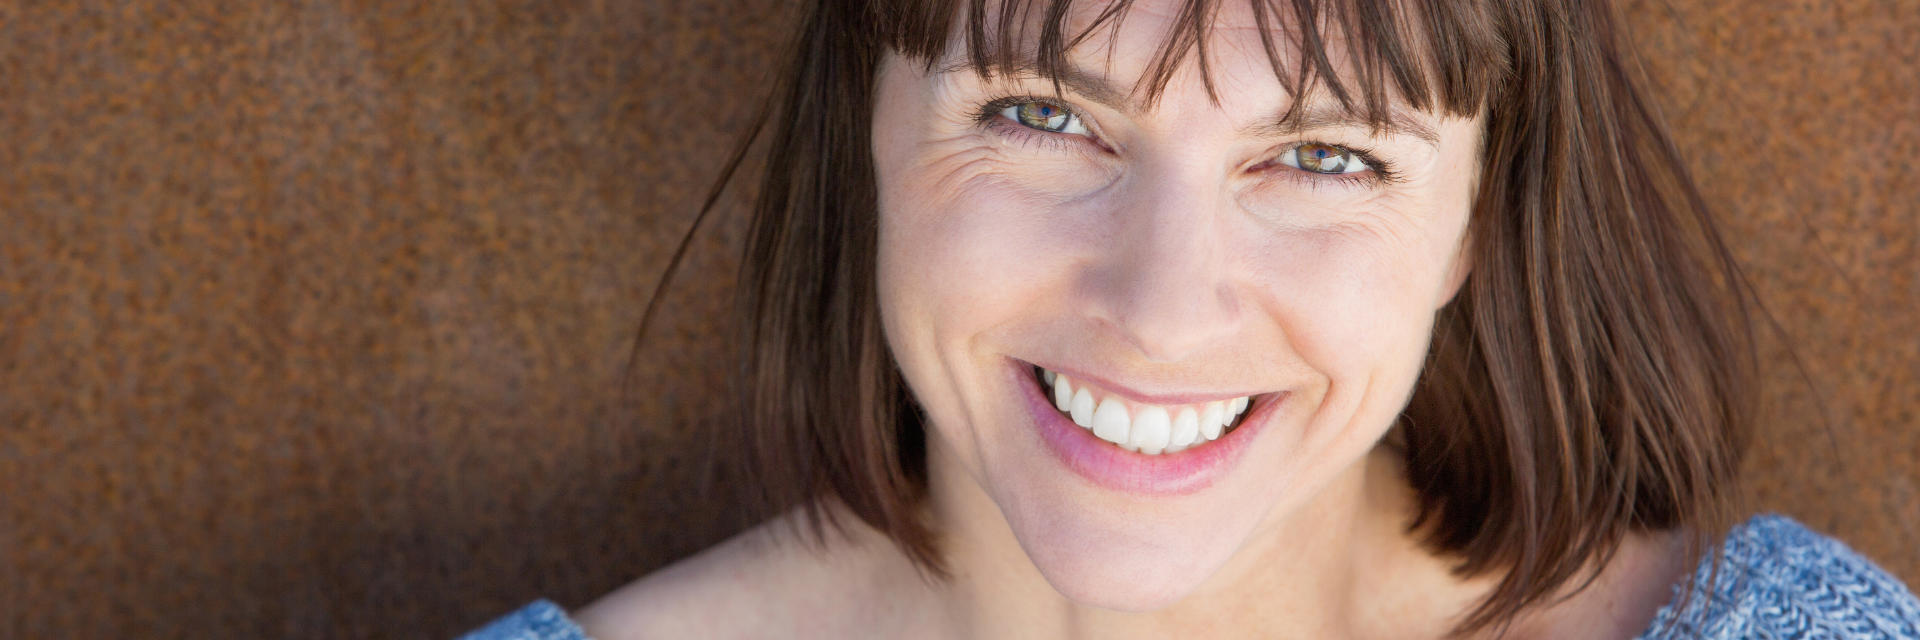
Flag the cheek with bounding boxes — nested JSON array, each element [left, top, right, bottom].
[[1242, 211, 1463, 383], [873, 146, 1091, 433], [876, 164, 1084, 351], [874, 130, 1119, 351]]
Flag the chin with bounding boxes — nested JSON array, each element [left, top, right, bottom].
[[945, 359, 1338, 615], [1019, 528, 1233, 612], [994, 484, 1263, 613]]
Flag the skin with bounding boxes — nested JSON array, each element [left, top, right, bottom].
[[576, 2, 1691, 638]]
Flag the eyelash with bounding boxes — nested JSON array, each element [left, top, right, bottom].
[[972, 94, 1402, 189], [974, 95, 1100, 154]]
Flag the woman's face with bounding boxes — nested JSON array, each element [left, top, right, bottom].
[[873, 2, 1482, 610]]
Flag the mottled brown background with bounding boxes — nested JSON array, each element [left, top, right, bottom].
[[0, 1, 1913, 638]]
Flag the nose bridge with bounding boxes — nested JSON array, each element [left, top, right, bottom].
[[1092, 161, 1239, 362]]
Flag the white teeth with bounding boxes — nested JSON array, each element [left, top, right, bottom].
[[1200, 402, 1225, 441], [1130, 407, 1171, 455], [1092, 396, 1131, 446], [1053, 375, 1073, 413], [1170, 408, 1199, 448], [1037, 367, 1253, 455], [1070, 388, 1095, 428]]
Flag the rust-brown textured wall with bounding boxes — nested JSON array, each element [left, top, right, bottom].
[[1, 1, 1913, 638]]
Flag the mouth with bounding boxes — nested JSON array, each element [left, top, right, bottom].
[[1015, 360, 1281, 495], [1029, 365, 1258, 456]]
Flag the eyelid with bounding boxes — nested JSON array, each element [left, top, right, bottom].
[[977, 95, 1105, 143], [1276, 142, 1370, 174], [1259, 141, 1399, 189], [972, 96, 1400, 189], [1001, 103, 1091, 136]]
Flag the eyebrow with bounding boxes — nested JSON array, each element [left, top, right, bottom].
[[1242, 104, 1442, 148], [937, 59, 1134, 110], [936, 59, 1443, 147]]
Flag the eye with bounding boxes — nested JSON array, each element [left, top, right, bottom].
[[999, 100, 1090, 136], [1278, 142, 1370, 175]]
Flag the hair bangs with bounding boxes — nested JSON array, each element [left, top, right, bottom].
[[883, 0, 1507, 132]]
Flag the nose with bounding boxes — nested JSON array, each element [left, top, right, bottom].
[[1084, 166, 1241, 363]]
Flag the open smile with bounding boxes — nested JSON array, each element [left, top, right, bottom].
[[1012, 359, 1283, 495], [1031, 365, 1257, 455]]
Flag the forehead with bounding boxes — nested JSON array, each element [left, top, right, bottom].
[[893, 0, 1496, 130]]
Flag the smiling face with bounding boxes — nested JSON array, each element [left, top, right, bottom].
[[871, 1, 1484, 611]]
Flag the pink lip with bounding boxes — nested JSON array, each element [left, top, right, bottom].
[[1035, 364, 1263, 406], [1011, 360, 1280, 496]]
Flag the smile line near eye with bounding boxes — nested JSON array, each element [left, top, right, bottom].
[[974, 95, 1401, 187]]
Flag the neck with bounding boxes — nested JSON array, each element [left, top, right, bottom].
[[916, 445, 1492, 640]]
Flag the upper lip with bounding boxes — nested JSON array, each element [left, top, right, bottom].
[[1025, 360, 1273, 406]]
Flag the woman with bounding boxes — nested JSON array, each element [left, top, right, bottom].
[[465, 0, 1920, 637]]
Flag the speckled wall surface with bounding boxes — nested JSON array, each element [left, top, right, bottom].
[[0, 1, 1913, 638]]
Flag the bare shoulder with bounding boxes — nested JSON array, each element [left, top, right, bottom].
[[571, 507, 936, 640]]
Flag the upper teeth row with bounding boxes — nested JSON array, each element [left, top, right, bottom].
[[1042, 368, 1250, 455]]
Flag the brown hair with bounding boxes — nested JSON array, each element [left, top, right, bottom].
[[638, 0, 1758, 634]]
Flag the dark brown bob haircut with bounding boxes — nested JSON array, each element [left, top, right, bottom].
[[645, 0, 1760, 634]]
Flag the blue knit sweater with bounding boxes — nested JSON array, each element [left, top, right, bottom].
[[459, 514, 1920, 639]]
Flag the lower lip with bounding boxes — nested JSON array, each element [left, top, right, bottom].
[[1012, 361, 1278, 496]]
